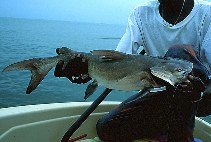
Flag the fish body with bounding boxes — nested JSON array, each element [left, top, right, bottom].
[[3, 47, 193, 95], [88, 51, 192, 91]]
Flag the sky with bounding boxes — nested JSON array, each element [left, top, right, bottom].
[[0, 0, 148, 25], [1, 0, 210, 25]]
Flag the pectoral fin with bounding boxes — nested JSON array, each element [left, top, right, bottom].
[[84, 80, 98, 100]]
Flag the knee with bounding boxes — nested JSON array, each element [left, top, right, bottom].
[[96, 117, 113, 141], [96, 115, 138, 142], [96, 115, 129, 141]]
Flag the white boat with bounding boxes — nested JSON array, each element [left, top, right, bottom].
[[0, 101, 210, 142]]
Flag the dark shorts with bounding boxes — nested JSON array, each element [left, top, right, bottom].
[[96, 90, 198, 142]]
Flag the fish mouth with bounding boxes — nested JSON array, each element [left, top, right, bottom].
[[174, 78, 191, 89]]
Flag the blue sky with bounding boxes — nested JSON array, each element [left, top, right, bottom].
[[0, 0, 146, 25], [0, 0, 210, 25]]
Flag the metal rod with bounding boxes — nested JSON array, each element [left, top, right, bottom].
[[61, 88, 112, 142]]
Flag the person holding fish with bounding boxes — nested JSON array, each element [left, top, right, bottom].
[[55, 0, 211, 141]]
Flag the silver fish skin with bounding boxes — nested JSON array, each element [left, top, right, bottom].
[[3, 47, 193, 95]]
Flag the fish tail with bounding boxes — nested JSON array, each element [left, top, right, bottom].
[[3, 58, 56, 94], [3, 59, 37, 72]]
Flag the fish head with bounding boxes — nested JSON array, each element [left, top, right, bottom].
[[150, 59, 193, 86]]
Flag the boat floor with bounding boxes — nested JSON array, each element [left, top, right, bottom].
[[0, 102, 210, 142]]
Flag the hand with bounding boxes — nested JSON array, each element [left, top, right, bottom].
[[203, 79, 211, 97], [54, 53, 91, 84], [173, 75, 206, 102], [175, 75, 205, 93], [196, 79, 211, 116], [187, 75, 206, 92]]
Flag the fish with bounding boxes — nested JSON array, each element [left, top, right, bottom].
[[2, 47, 193, 98]]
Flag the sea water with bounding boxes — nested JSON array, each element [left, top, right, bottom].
[[0, 17, 134, 107], [0, 17, 210, 123]]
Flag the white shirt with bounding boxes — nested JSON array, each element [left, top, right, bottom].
[[116, 0, 211, 74]]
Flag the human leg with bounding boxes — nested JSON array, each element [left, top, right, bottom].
[[96, 90, 171, 142]]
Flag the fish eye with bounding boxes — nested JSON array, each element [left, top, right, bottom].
[[176, 68, 183, 72]]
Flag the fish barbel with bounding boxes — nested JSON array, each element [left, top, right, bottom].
[[3, 47, 193, 96]]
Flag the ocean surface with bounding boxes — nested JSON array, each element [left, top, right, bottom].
[[0, 17, 210, 123]]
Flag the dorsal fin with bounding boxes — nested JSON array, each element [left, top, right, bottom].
[[91, 50, 127, 60]]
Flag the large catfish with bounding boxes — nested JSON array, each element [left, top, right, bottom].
[[3, 47, 193, 97]]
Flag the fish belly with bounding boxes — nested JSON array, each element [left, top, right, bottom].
[[92, 72, 156, 91]]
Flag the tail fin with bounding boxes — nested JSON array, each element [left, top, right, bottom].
[[3, 58, 54, 94]]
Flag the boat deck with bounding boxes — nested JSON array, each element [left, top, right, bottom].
[[0, 102, 210, 142]]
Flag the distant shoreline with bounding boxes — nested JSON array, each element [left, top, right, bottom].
[[99, 37, 121, 40], [0, 16, 126, 27]]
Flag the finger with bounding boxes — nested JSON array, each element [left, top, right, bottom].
[[77, 53, 81, 58], [71, 53, 83, 58], [70, 53, 80, 59], [54, 60, 65, 77], [71, 55, 76, 59], [62, 61, 69, 70], [189, 76, 206, 92], [187, 75, 201, 85], [56, 48, 61, 55], [57, 60, 64, 68], [187, 74, 194, 81], [82, 58, 86, 62]]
